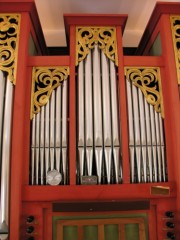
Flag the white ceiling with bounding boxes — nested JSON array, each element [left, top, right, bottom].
[[35, 0, 180, 48]]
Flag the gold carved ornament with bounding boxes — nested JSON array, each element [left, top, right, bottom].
[[76, 26, 118, 66], [31, 66, 69, 119], [170, 15, 180, 85], [125, 67, 164, 118], [0, 14, 20, 85]]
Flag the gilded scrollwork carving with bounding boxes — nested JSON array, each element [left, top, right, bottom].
[[125, 67, 164, 118], [170, 15, 180, 85], [0, 14, 20, 85], [76, 27, 118, 66], [31, 66, 69, 119]]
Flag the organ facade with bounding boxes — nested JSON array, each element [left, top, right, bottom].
[[0, 1, 180, 239]]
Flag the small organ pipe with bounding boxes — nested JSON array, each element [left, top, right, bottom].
[[78, 61, 85, 181], [35, 113, 40, 185], [93, 46, 103, 147], [138, 88, 147, 182], [110, 60, 120, 183], [85, 51, 93, 176], [155, 111, 162, 181], [110, 60, 119, 146], [144, 98, 153, 182], [159, 113, 166, 181], [101, 52, 112, 183], [45, 101, 50, 182], [40, 107, 45, 185], [85, 51, 93, 147], [50, 91, 55, 170], [40, 148, 44, 185], [50, 91, 55, 148], [62, 80, 68, 147], [132, 83, 141, 182], [0, 70, 5, 160], [93, 46, 103, 183], [78, 61, 85, 147], [101, 51, 112, 146], [150, 105, 158, 182], [55, 85, 61, 148], [31, 117, 35, 185], [55, 86, 61, 178], [126, 80, 134, 146], [126, 80, 135, 182]]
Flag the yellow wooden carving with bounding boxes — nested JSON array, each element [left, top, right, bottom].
[[76, 27, 118, 66], [170, 15, 180, 85], [31, 66, 69, 119], [0, 14, 21, 85], [125, 67, 164, 118]]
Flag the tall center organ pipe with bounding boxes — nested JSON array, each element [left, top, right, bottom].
[[0, 70, 14, 239], [77, 45, 122, 184], [31, 80, 68, 185], [126, 78, 167, 183]]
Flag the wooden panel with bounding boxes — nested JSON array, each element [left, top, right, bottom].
[[53, 200, 150, 212], [56, 217, 146, 240]]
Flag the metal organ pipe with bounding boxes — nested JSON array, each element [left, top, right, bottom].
[[144, 96, 153, 183], [40, 106, 45, 185], [101, 51, 112, 184], [93, 45, 103, 184], [126, 79, 167, 183], [0, 73, 14, 238], [110, 60, 121, 184], [50, 91, 55, 171], [78, 60, 85, 182], [45, 101, 50, 184], [62, 80, 68, 184], [85, 51, 93, 176], [55, 86, 61, 174], [126, 79, 135, 183], [0, 70, 5, 161], [35, 113, 40, 185]]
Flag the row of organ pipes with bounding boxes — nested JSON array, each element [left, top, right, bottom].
[[31, 79, 68, 185], [126, 76, 167, 183], [77, 46, 122, 184], [30, 46, 167, 185], [0, 68, 13, 237]]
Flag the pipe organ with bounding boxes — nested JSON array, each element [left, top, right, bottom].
[[0, 1, 180, 240]]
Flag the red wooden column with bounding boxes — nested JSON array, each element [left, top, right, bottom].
[[116, 26, 130, 184], [0, 1, 46, 239], [137, 2, 180, 238]]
